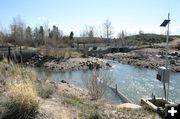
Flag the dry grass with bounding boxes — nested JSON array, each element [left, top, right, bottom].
[[0, 60, 39, 119], [38, 48, 82, 59], [2, 79, 39, 119], [37, 81, 56, 99], [0, 59, 36, 83]]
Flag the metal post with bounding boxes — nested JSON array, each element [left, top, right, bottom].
[[162, 70, 167, 101], [165, 13, 170, 69], [166, 13, 170, 102]]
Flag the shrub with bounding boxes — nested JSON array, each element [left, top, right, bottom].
[[82, 69, 113, 100], [38, 83, 55, 99], [2, 79, 39, 119]]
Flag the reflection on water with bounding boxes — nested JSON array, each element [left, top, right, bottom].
[[35, 61, 180, 104]]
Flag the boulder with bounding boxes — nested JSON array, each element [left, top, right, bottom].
[[106, 62, 112, 67], [61, 80, 68, 84]]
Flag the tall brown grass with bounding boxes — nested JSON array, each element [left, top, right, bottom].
[[0, 60, 39, 119], [0, 59, 36, 82], [3, 79, 39, 119], [38, 48, 82, 59]]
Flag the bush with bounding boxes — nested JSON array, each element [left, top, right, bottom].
[[82, 69, 112, 100], [2, 79, 39, 119]]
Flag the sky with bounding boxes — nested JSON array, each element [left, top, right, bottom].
[[0, 0, 180, 37]]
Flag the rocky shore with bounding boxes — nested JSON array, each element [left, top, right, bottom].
[[105, 48, 180, 72], [25, 54, 111, 71]]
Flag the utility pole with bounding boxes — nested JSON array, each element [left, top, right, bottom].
[[165, 13, 170, 69], [157, 13, 171, 102], [166, 13, 170, 102]]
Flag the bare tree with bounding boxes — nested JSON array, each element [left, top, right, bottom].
[[117, 30, 125, 39], [103, 19, 113, 40], [0, 24, 5, 44], [80, 25, 95, 38], [25, 26, 32, 41], [0, 31, 4, 44], [82, 68, 113, 100], [10, 16, 26, 44], [118, 30, 126, 45], [43, 20, 49, 46], [87, 26, 95, 38]]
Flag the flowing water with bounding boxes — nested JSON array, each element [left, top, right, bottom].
[[35, 60, 180, 104]]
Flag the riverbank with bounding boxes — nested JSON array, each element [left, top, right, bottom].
[[0, 61, 161, 119], [105, 48, 180, 72], [25, 54, 111, 71]]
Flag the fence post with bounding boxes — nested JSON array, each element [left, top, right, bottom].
[[115, 84, 118, 95], [19, 46, 23, 63], [8, 46, 11, 63]]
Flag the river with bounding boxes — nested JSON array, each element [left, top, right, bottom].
[[35, 60, 180, 104]]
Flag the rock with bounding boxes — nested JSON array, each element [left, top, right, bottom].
[[170, 59, 176, 64], [88, 63, 93, 70], [117, 103, 141, 109], [61, 80, 68, 84], [106, 62, 112, 67], [96, 63, 101, 69], [144, 65, 149, 68]]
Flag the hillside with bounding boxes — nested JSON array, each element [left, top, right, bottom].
[[74, 34, 175, 45]]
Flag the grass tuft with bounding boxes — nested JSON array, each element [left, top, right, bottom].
[[37, 82, 56, 99], [2, 79, 39, 119], [0, 61, 39, 119]]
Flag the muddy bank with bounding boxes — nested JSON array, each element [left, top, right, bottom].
[[25, 54, 111, 71], [105, 48, 180, 72]]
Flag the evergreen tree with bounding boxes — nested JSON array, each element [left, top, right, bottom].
[[25, 26, 32, 41], [69, 31, 74, 40]]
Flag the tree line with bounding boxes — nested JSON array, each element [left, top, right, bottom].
[[0, 16, 131, 47], [7, 16, 66, 47]]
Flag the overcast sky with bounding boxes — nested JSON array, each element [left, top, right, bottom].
[[0, 0, 180, 37]]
